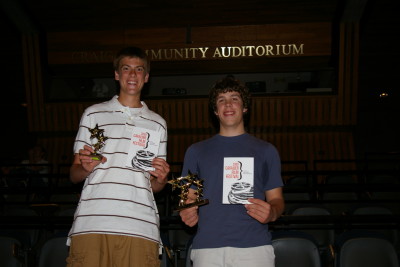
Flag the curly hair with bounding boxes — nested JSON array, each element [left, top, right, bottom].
[[209, 75, 251, 113]]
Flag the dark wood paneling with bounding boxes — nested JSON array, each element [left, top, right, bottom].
[[46, 23, 332, 66], [22, 21, 358, 169], [33, 95, 356, 166]]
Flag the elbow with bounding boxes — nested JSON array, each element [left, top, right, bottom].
[[70, 176, 80, 184]]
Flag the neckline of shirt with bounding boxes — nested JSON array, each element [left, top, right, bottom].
[[215, 133, 248, 143]]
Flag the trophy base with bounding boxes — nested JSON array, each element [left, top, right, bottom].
[[174, 199, 209, 211], [90, 153, 103, 161]]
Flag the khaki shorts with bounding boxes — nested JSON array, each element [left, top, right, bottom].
[[191, 245, 275, 267], [66, 234, 160, 267]]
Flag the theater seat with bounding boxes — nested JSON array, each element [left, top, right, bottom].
[[334, 230, 399, 267], [272, 231, 322, 267], [37, 236, 69, 267], [0, 236, 23, 267]]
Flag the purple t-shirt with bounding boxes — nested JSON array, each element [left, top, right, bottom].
[[181, 133, 283, 249]]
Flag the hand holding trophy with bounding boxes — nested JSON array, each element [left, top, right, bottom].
[[168, 171, 209, 211], [88, 124, 108, 160]]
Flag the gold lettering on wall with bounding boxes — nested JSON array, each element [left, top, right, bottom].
[[146, 44, 304, 61], [47, 22, 331, 65], [65, 43, 304, 64], [71, 51, 115, 63], [148, 47, 210, 60]]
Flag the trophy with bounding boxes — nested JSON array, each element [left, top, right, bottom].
[[168, 171, 209, 211], [88, 124, 108, 160]]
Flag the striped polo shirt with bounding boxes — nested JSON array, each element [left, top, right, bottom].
[[67, 95, 167, 246]]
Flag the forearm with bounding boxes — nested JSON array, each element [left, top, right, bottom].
[[151, 176, 167, 193], [149, 157, 170, 193], [70, 164, 90, 184], [268, 198, 285, 222]]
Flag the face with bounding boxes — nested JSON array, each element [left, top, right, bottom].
[[214, 91, 247, 129], [114, 57, 149, 97]]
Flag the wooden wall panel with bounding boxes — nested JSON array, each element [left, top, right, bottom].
[[36, 95, 356, 168], [22, 34, 44, 132], [38, 136, 75, 166], [21, 22, 359, 172], [249, 95, 350, 127], [148, 97, 356, 168], [252, 131, 355, 172], [46, 23, 331, 65]]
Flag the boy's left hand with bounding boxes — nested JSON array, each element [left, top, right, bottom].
[[149, 157, 170, 184], [245, 198, 273, 224]]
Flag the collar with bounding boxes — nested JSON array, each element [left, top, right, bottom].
[[110, 95, 148, 119]]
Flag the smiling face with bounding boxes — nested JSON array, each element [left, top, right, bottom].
[[215, 91, 248, 136], [114, 56, 149, 100], [209, 76, 251, 136]]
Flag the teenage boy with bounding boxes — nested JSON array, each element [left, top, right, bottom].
[[180, 75, 284, 267], [66, 47, 170, 267]]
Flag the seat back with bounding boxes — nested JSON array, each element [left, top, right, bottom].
[[321, 174, 360, 214], [365, 174, 400, 200], [325, 174, 357, 184], [286, 176, 310, 185], [38, 236, 69, 267], [272, 231, 321, 267], [2, 206, 40, 248], [0, 236, 23, 267], [290, 206, 335, 249], [349, 205, 399, 248], [335, 236, 399, 267]]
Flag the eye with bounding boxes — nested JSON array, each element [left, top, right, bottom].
[[121, 66, 130, 72], [136, 66, 144, 72]]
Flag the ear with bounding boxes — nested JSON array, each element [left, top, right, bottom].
[[243, 107, 248, 113], [144, 72, 149, 83], [114, 70, 120, 81]]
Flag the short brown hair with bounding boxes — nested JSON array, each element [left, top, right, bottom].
[[113, 47, 150, 72]]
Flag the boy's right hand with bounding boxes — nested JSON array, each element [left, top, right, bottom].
[[179, 204, 199, 227], [78, 145, 107, 172]]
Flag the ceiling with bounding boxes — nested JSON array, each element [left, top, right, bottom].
[[2, 0, 360, 34], [1, 0, 398, 80], [1, 0, 375, 79], [0, 0, 396, 101]]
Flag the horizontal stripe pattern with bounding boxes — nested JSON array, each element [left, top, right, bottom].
[[68, 96, 167, 245]]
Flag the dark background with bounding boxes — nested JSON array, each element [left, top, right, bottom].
[[0, 0, 399, 160]]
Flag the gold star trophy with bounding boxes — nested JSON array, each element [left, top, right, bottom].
[[168, 171, 209, 211], [88, 124, 108, 160]]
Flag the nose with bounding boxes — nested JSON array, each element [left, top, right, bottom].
[[225, 99, 232, 106], [129, 69, 137, 76]]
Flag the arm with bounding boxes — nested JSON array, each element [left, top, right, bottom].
[[149, 157, 170, 193], [245, 187, 285, 224], [70, 145, 107, 184], [179, 188, 199, 227]]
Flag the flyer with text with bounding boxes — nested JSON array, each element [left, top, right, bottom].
[[222, 157, 254, 204], [126, 126, 161, 172]]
